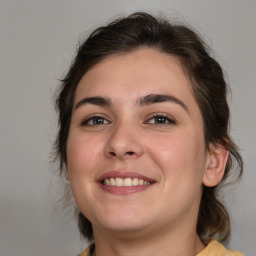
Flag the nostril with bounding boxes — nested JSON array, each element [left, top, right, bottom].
[[107, 151, 136, 158]]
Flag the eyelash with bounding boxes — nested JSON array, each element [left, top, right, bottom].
[[144, 114, 176, 125], [81, 114, 176, 126], [81, 115, 110, 126]]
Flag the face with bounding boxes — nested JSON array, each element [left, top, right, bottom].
[[67, 48, 210, 237]]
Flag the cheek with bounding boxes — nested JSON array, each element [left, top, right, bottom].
[[148, 133, 191, 166], [66, 133, 103, 178], [146, 131, 206, 182], [66, 133, 105, 212]]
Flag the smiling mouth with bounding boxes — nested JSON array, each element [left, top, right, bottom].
[[98, 171, 155, 194], [102, 177, 152, 187]]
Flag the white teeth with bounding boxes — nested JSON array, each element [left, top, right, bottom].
[[116, 178, 123, 186], [132, 178, 139, 186], [105, 179, 110, 185], [110, 177, 115, 185], [124, 178, 132, 186], [138, 179, 144, 185], [103, 177, 151, 187]]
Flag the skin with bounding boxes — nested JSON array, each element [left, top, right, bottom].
[[66, 48, 228, 256]]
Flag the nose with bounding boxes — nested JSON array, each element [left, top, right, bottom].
[[104, 121, 144, 160]]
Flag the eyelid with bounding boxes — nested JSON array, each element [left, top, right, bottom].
[[81, 113, 111, 126], [144, 113, 176, 125]]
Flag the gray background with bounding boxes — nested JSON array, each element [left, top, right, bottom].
[[0, 1, 255, 255]]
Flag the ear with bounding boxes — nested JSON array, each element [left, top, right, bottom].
[[203, 143, 229, 187]]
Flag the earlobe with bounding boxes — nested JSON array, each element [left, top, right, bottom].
[[203, 144, 229, 187]]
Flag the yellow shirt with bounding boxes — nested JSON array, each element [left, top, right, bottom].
[[78, 239, 244, 256], [197, 240, 244, 256]]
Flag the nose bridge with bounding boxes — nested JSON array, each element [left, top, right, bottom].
[[105, 118, 143, 159]]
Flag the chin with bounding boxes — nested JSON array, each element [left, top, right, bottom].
[[101, 222, 151, 237], [93, 211, 153, 234]]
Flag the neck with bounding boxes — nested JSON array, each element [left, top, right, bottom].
[[92, 224, 205, 256]]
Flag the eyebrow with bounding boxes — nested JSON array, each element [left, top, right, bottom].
[[74, 96, 111, 110], [74, 94, 188, 113], [138, 94, 188, 112]]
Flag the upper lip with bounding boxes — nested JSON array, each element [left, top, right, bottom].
[[97, 170, 156, 183]]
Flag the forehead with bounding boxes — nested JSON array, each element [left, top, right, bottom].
[[75, 48, 195, 106]]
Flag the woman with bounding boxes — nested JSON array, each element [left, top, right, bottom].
[[54, 12, 243, 256]]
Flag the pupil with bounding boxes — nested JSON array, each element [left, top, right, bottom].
[[156, 117, 165, 123], [94, 118, 103, 124]]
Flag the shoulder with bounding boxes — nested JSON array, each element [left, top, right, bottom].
[[197, 240, 244, 256], [77, 243, 94, 256], [77, 240, 244, 256]]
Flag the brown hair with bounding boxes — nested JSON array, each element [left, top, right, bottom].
[[54, 12, 243, 241]]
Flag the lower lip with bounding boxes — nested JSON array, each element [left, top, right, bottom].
[[98, 182, 153, 195]]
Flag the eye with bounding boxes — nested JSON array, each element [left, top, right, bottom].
[[145, 115, 176, 125], [81, 116, 110, 126]]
